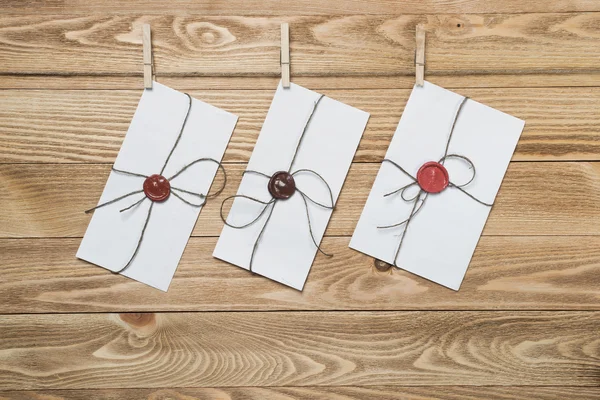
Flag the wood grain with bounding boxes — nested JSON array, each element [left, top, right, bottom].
[[1, 236, 599, 313], [3, 74, 600, 90], [2, 88, 600, 164], [1, 14, 600, 76], [2, 386, 600, 400], [2, 162, 600, 238], [2, 1, 599, 395], [0, 311, 598, 389], [4, 0, 600, 15]]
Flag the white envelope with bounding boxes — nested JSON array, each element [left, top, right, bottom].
[[214, 82, 369, 290], [350, 81, 525, 290], [77, 82, 238, 291]]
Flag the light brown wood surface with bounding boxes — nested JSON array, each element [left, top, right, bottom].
[[1, 1, 599, 399], [1, 236, 599, 313], [4, 1, 600, 15], [3, 74, 600, 90], [1, 13, 600, 77], [2, 88, 600, 163], [0, 312, 598, 389], [3, 386, 600, 400], [2, 162, 600, 237]]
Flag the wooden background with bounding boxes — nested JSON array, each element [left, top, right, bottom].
[[1, 1, 599, 399]]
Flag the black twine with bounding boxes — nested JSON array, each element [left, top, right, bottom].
[[380, 96, 493, 268], [85, 93, 227, 274], [220, 94, 335, 272]]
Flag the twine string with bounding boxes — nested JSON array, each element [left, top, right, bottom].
[[298, 190, 333, 257], [377, 189, 427, 229], [286, 94, 325, 172], [111, 168, 148, 178], [242, 170, 272, 179], [379, 96, 494, 267], [441, 97, 468, 164], [293, 169, 334, 208], [220, 94, 334, 272], [160, 94, 193, 175], [384, 181, 417, 198], [249, 203, 277, 270], [85, 93, 227, 274], [85, 189, 145, 214], [119, 196, 147, 213], [440, 154, 476, 187], [116, 202, 154, 274], [220, 195, 276, 230], [391, 192, 427, 265], [171, 190, 206, 207]]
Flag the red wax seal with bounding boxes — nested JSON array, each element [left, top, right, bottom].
[[268, 171, 296, 200], [143, 174, 171, 202], [417, 161, 449, 193]]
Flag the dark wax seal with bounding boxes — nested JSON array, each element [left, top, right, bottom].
[[268, 171, 296, 200], [416, 161, 449, 193], [143, 174, 171, 202]]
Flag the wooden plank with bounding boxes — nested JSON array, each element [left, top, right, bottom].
[[3, 0, 600, 15], [1, 236, 599, 313], [2, 386, 599, 400], [1, 162, 600, 238], [1, 14, 600, 77], [2, 74, 600, 90], [0, 311, 597, 389], [1, 88, 599, 164]]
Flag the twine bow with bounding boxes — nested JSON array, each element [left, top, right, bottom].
[[380, 97, 493, 267], [220, 94, 335, 272], [85, 93, 227, 274]]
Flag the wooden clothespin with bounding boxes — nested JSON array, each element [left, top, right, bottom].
[[415, 25, 426, 87], [280, 23, 291, 88], [142, 24, 153, 89]]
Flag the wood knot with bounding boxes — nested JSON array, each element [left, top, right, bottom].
[[185, 21, 236, 48], [374, 259, 392, 272], [442, 16, 469, 32], [202, 32, 216, 44], [120, 313, 156, 329]]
